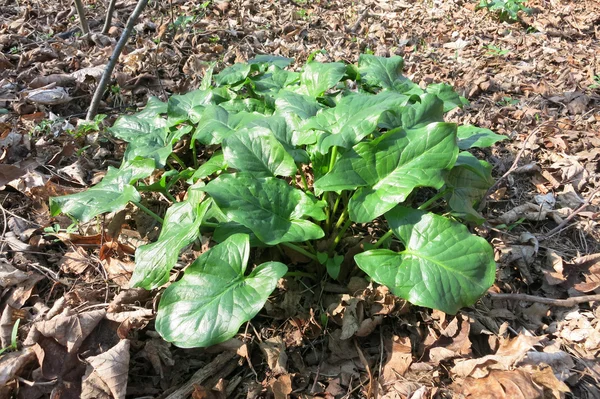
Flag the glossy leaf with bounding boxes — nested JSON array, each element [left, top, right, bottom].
[[299, 62, 347, 98], [305, 91, 411, 153], [223, 126, 297, 177], [251, 66, 299, 95], [315, 123, 458, 222], [457, 125, 507, 149], [355, 207, 496, 314], [444, 152, 494, 224], [191, 151, 226, 181], [214, 63, 253, 86], [249, 55, 294, 69], [167, 89, 214, 123], [201, 173, 325, 245], [131, 191, 211, 289], [192, 105, 265, 145], [275, 90, 322, 120], [358, 54, 418, 93], [156, 234, 287, 347], [426, 83, 468, 112], [49, 158, 155, 223]]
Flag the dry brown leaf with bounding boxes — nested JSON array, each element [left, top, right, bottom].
[[0, 347, 36, 386], [33, 309, 106, 353], [102, 257, 135, 288], [59, 247, 90, 275], [81, 339, 130, 399], [0, 259, 30, 287], [451, 335, 544, 378], [530, 366, 571, 398], [259, 337, 288, 375], [381, 336, 412, 385], [270, 374, 293, 399], [0, 164, 26, 187], [25, 87, 72, 105], [455, 369, 544, 399]]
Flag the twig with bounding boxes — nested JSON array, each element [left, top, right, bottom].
[[478, 124, 546, 211], [73, 0, 90, 34], [87, 0, 149, 120], [354, 339, 373, 398], [350, 7, 371, 33], [490, 293, 600, 307], [537, 187, 600, 241], [102, 0, 118, 34], [165, 351, 238, 399]]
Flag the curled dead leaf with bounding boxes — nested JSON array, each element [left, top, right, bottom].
[[81, 339, 130, 399]]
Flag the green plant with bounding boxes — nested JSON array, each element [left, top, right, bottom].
[[477, 0, 532, 22], [497, 96, 519, 106], [50, 55, 505, 348], [484, 44, 509, 56], [0, 319, 20, 355], [589, 75, 600, 89]]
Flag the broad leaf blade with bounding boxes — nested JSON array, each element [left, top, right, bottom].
[[201, 173, 324, 245], [426, 83, 468, 112], [355, 207, 496, 314], [299, 62, 346, 98], [315, 123, 459, 222], [214, 63, 253, 86], [156, 234, 287, 347], [168, 89, 214, 123], [223, 127, 297, 177], [444, 152, 494, 224], [358, 54, 418, 93], [249, 55, 294, 68], [191, 151, 227, 181], [457, 125, 506, 149], [131, 194, 211, 290], [49, 158, 155, 222]]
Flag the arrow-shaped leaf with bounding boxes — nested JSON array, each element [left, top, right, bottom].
[[315, 123, 459, 222], [354, 206, 496, 314], [156, 233, 287, 347], [201, 173, 325, 245]]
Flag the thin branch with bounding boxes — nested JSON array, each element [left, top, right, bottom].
[[102, 0, 118, 34], [538, 187, 600, 241], [73, 0, 90, 34], [87, 0, 150, 120], [478, 123, 550, 211], [490, 293, 600, 307]]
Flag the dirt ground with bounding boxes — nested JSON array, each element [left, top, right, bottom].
[[0, 0, 599, 398]]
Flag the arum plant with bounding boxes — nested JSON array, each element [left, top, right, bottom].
[[50, 54, 505, 347]]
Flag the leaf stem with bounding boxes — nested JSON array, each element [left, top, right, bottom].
[[281, 242, 318, 261], [330, 218, 352, 253], [132, 201, 163, 224], [202, 221, 219, 228], [300, 167, 309, 191], [331, 193, 342, 219], [334, 207, 349, 230], [418, 189, 448, 211], [170, 153, 187, 169], [285, 270, 317, 279], [373, 230, 394, 249]]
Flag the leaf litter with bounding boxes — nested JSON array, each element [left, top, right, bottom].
[[1, 0, 600, 397]]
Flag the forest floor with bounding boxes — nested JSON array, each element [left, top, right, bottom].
[[1, 0, 599, 398]]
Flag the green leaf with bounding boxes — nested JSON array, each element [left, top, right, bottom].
[[168, 89, 214, 123], [213, 222, 264, 247], [354, 207, 496, 314], [220, 98, 268, 114], [223, 126, 297, 177], [192, 105, 265, 145], [192, 151, 227, 181], [305, 91, 411, 153], [444, 152, 494, 224], [200, 62, 216, 90], [156, 234, 287, 347], [251, 66, 299, 95], [358, 54, 419, 93], [249, 55, 294, 69], [49, 158, 155, 222], [248, 116, 310, 163], [201, 173, 325, 245], [137, 96, 167, 118], [400, 93, 444, 129], [275, 90, 322, 120], [214, 63, 253, 86], [299, 62, 347, 98], [131, 194, 211, 289], [315, 123, 459, 222], [457, 125, 507, 149], [426, 83, 468, 112]]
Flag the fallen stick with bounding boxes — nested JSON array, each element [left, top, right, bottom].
[[87, 0, 149, 120], [490, 293, 600, 307], [165, 351, 238, 399]]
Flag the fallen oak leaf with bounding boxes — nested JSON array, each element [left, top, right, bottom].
[[81, 339, 130, 399]]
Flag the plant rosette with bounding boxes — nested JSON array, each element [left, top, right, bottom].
[[51, 54, 505, 347]]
